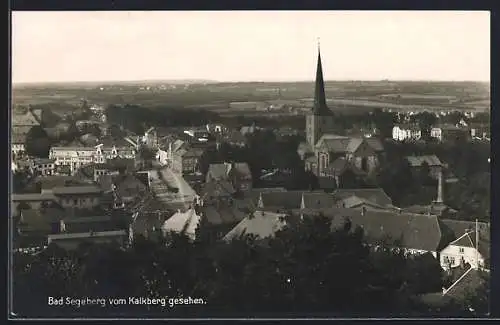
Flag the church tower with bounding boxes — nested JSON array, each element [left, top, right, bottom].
[[306, 41, 332, 147]]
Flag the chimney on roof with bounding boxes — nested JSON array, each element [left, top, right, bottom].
[[361, 206, 367, 216]]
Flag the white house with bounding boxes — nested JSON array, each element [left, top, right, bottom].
[[31, 158, 56, 176], [440, 230, 489, 270], [392, 124, 422, 142], [50, 140, 136, 175]]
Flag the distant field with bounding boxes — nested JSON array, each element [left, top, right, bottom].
[[12, 80, 490, 114]]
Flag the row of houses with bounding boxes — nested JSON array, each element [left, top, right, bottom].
[[392, 122, 490, 142]]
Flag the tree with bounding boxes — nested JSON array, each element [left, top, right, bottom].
[[372, 108, 397, 139], [25, 126, 51, 158], [413, 112, 437, 140]]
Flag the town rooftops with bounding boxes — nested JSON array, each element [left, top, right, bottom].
[[289, 207, 444, 252], [332, 188, 393, 207], [207, 162, 252, 180], [202, 206, 247, 225], [406, 155, 443, 167], [301, 192, 337, 209], [162, 208, 201, 240], [223, 210, 288, 241]]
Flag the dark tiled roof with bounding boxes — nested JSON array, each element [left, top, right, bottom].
[[202, 206, 247, 225], [293, 208, 443, 252], [332, 188, 393, 207], [258, 190, 305, 210], [19, 208, 65, 232], [301, 192, 336, 209]]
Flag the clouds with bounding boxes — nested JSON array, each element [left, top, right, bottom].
[[12, 11, 490, 83]]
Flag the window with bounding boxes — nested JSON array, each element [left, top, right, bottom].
[[459, 247, 465, 254], [73, 199, 78, 205]]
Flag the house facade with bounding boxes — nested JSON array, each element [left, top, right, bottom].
[[30, 158, 56, 176], [440, 231, 488, 270], [392, 124, 422, 142], [50, 141, 136, 175]]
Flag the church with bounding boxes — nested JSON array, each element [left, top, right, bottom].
[[297, 45, 385, 188]]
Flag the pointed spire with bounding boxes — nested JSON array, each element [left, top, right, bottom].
[[313, 38, 328, 115]]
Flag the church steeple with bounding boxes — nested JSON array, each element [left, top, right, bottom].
[[313, 39, 329, 115]]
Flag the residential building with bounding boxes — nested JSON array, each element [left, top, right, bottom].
[[392, 124, 422, 141], [49, 138, 137, 175], [172, 146, 205, 175], [30, 158, 56, 176], [405, 155, 443, 180], [431, 124, 471, 142], [11, 133, 27, 157], [206, 162, 253, 192], [439, 219, 490, 270], [12, 185, 103, 212], [440, 230, 489, 270]]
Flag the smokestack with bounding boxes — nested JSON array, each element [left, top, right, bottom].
[[436, 166, 443, 203], [476, 218, 479, 269]]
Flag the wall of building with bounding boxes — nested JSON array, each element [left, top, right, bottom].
[[440, 244, 484, 269]]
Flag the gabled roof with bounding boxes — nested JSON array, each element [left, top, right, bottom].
[[244, 187, 287, 207], [406, 155, 443, 167], [162, 208, 201, 240], [223, 210, 288, 241], [332, 188, 393, 207]]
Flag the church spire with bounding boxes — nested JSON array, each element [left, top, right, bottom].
[[313, 38, 329, 115]]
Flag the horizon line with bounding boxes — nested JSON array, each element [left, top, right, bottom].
[[12, 78, 491, 86]]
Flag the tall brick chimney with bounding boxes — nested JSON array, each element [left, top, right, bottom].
[[436, 166, 443, 203]]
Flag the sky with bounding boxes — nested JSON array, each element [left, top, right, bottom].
[[12, 11, 490, 83]]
